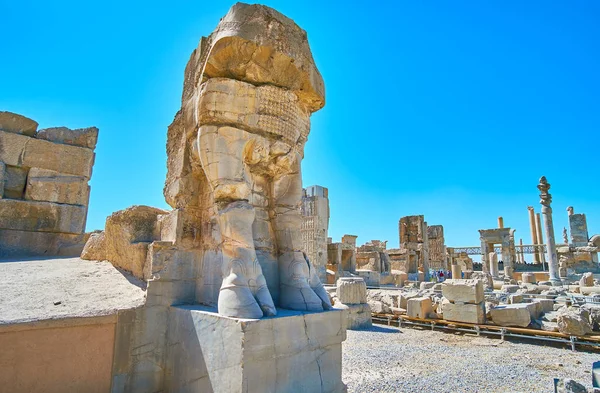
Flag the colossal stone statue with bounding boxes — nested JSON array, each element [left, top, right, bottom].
[[164, 3, 331, 318]]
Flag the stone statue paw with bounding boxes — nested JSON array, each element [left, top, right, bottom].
[[219, 259, 277, 319], [279, 252, 330, 311]]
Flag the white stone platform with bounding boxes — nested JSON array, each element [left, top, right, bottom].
[[166, 305, 347, 393]]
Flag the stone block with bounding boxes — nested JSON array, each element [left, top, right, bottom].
[[81, 231, 106, 261], [0, 130, 30, 166], [0, 130, 95, 177], [146, 242, 198, 282], [22, 135, 95, 178], [334, 303, 372, 330], [489, 304, 531, 327], [509, 294, 523, 304], [442, 302, 485, 324], [165, 306, 346, 393], [105, 205, 167, 279], [535, 298, 555, 313], [407, 297, 433, 319], [336, 277, 367, 304], [521, 272, 536, 284], [0, 111, 38, 136], [36, 126, 99, 149], [3, 165, 28, 199], [524, 301, 542, 320], [557, 307, 592, 336], [441, 279, 484, 304], [0, 199, 86, 234], [0, 229, 85, 257], [24, 168, 90, 205]]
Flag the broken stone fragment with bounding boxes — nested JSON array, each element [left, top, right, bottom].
[[442, 279, 484, 304], [36, 126, 99, 150], [81, 231, 106, 261], [104, 205, 167, 279], [336, 277, 367, 304], [557, 306, 592, 336], [407, 297, 433, 319], [0, 111, 38, 136]]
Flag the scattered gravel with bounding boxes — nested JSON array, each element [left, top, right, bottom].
[[0, 257, 146, 324], [343, 325, 597, 393]]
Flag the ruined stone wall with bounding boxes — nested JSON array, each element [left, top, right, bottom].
[[569, 213, 589, 246], [427, 225, 447, 270], [301, 185, 329, 282], [0, 112, 98, 257]]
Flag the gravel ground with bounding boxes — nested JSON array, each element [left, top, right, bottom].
[[0, 257, 146, 324], [343, 324, 598, 393]]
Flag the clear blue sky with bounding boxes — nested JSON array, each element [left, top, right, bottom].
[[2, 1, 599, 249]]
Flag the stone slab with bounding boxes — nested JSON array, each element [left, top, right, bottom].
[[489, 304, 531, 327], [166, 306, 347, 393], [24, 168, 90, 205], [36, 126, 99, 149], [0, 229, 86, 258], [442, 302, 485, 324], [0, 130, 94, 178], [0, 111, 38, 136], [442, 279, 484, 304], [356, 269, 380, 286], [0, 257, 145, 325], [0, 199, 87, 234], [407, 297, 433, 319]]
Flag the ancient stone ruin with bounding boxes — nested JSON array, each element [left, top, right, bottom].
[[301, 185, 330, 282], [0, 111, 98, 257], [76, 3, 346, 392]]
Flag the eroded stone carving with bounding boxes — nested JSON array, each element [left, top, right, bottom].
[[165, 3, 330, 318]]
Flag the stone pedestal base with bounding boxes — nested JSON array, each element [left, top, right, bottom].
[[334, 303, 372, 330], [166, 305, 347, 393]]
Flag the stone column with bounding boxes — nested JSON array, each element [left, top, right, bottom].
[[535, 213, 546, 265], [451, 264, 462, 279], [498, 217, 504, 228], [519, 238, 524, 263], [479, 233, 489, 274], [538, 176, 560, 284], [527, 206, 540, 264]]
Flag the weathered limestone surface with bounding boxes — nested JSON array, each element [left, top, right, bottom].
[[162, 1, 330, 319], [336, 277, 367, 304], [0, 111, 38, 136], [36, 126, 99, 149], [521, 272, 536, 284], [557, 306, 592, 336], [441, 279, 484, 304], [166, 306, 347, 393], [489, 304, 531, 327], [0, 229, 85, 257], [104, 205, 166, 279], [0, 130, 94, 178], [442, 302, 485, 324], [0, 199, 86, 234], [81, 231, 107, 261], [4, 165, 28, 199], [0, 113, 98, 258], [407, 297, 432, 319], [25, 168, 90, 205]]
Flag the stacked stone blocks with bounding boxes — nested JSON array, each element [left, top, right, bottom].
[[441, 279, 486, 324], [0, 111, 98, 257]]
